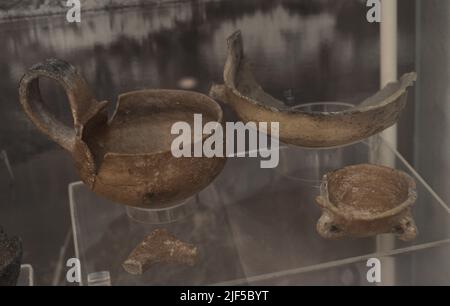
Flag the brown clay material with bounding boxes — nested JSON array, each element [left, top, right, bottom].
[[122, 229, 198, 275], [316, 164, 418, 241], [19, 59, 226, 208], [210, 30, 417, 148]]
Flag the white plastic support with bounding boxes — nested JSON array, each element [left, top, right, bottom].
[[380, 0, 398, 149], [378, 0, 398, 287]]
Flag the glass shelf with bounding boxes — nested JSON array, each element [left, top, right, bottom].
[[69, 135, 450, 285]]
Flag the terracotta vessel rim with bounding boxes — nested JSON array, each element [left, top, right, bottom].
[[222, 30, 416, 116], [95, 88, 224, 157], [320, 164, 417, 221]]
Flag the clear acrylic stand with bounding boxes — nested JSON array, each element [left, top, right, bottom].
[[87, 271, 111, 286], [17, 264, 34, 286], [125, 195, 199, 224], [69, 180, 242, 286], [69, 134, 450, 285]]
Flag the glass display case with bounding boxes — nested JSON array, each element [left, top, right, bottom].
[[0, 0, 449, 287], [70, 135, 450, 286]]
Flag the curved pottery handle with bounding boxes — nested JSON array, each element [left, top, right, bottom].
[[394, 214, 418, 242], [209, 84, 228, 104], [19, 59, 103, 153], [316, 211, 346, 240]]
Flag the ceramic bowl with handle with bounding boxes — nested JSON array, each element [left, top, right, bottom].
[[19, 59, 226, 208]]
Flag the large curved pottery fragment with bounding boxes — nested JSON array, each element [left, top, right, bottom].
[[19, 59, 226, 208], [210, 31, 417, 148], [316, 164, 418, 241]]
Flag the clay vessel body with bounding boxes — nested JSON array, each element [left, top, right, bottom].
[[19, 59, 226, 208], [316, 164, 418, 241]]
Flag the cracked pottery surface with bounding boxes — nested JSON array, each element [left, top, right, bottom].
[[210, 30, 417, 148], [19, 59, 226, 208], [316, 164, 418, 241]]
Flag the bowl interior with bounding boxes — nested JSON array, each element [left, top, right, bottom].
[[85, 90, 222, 157], [327, 164, 410, 214]]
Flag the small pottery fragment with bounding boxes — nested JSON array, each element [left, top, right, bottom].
[[123, 229, 198, 275], [316, 164, 418, 241], [210, 30, 417, 148], [19, 59, 226, 208], [0, 227, 22, 286]]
